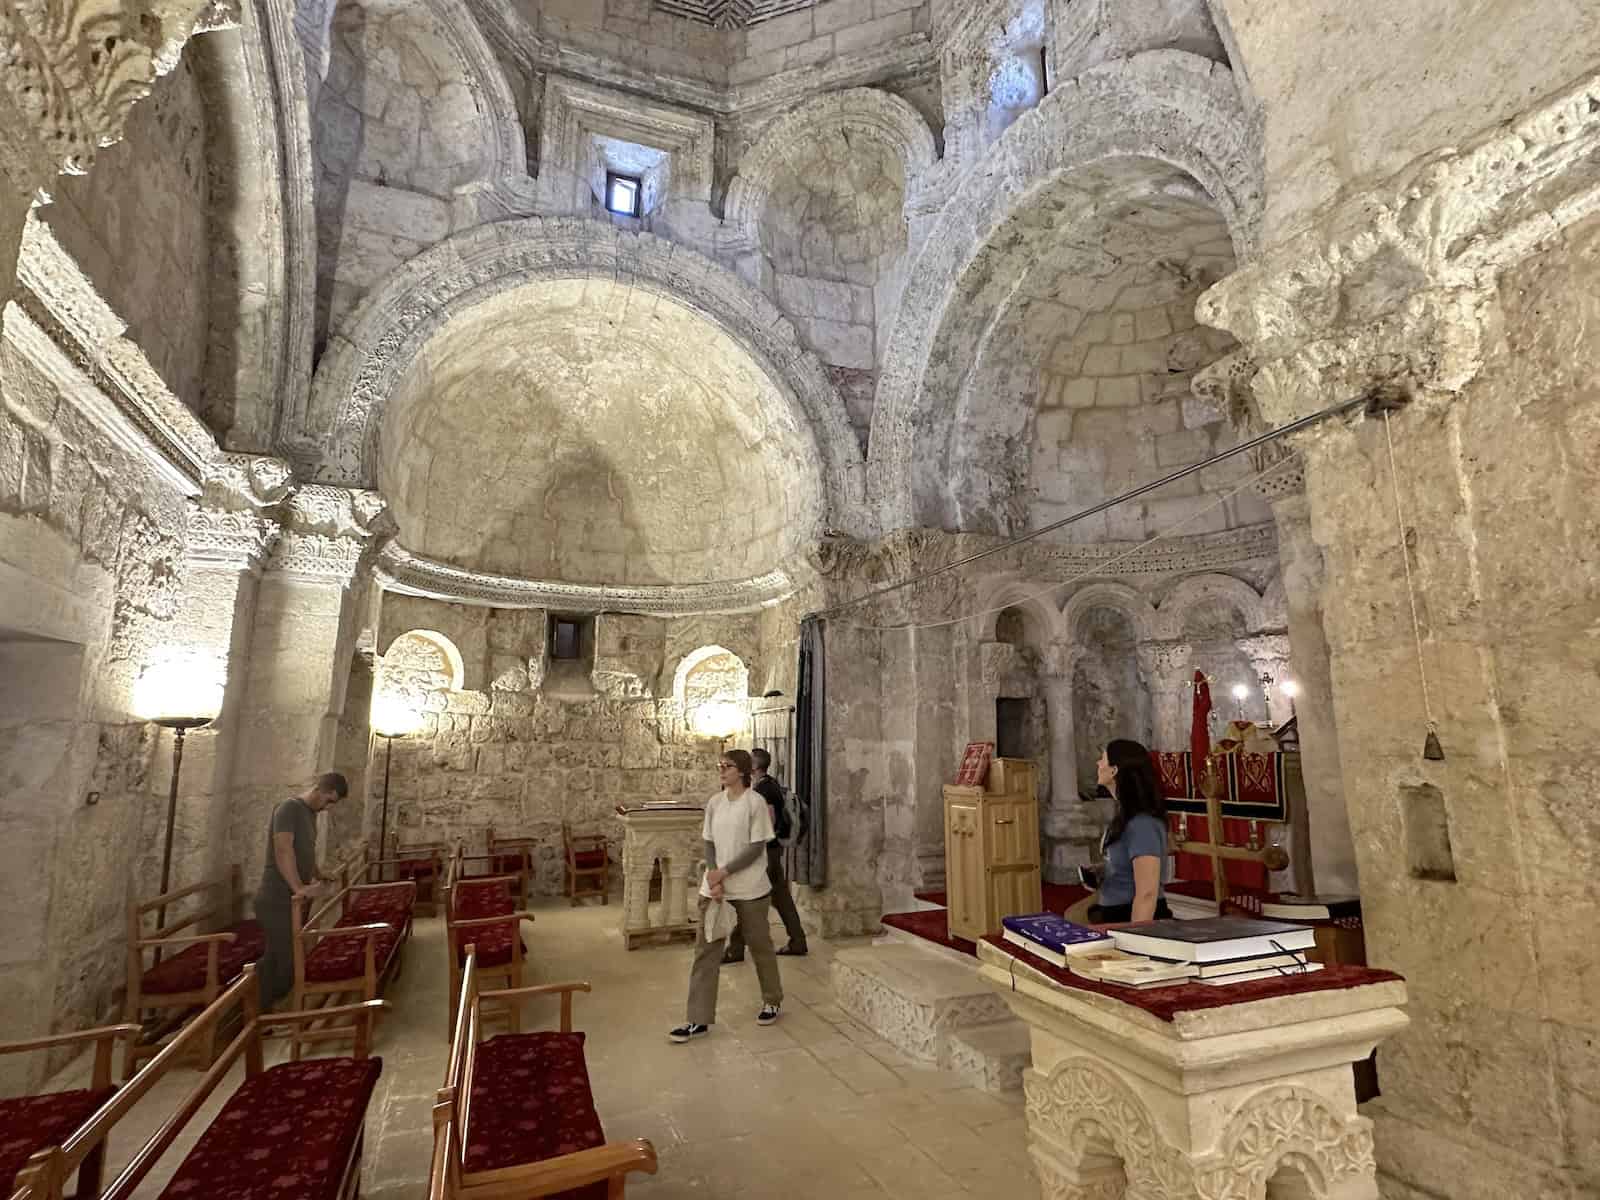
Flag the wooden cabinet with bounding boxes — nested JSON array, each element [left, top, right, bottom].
[[944, 758, 1042, 942]]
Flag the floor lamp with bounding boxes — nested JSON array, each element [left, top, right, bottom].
[[371, 696, 422, 880], [136, 659, 223, 961]]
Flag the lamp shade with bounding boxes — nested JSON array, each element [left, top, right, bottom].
[[1231, 683, 1249, 701], [1281, 679, 1300, 698], [134, 654, 224, 724], [690, 699, 746, 739], [371, 693, 424, 739]]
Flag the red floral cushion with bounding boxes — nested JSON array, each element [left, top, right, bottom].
[[454, 919, 525, 968], [397, 858, 437, 879], [491, 853, 528, 876], [572, 850, 606, 871], [464, 1033, 606, 1198], [0, 1087, 113, 1192], [340, 885, 412, 929], [453, 879, 514, 919], [140, 921, 267, 996], [305, 927, 400, 984], [156, 1058, 381, 1200]]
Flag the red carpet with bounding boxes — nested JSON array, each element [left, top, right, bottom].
[[886, 884, 1092, 957]]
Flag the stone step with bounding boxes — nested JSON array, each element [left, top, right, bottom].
[[946, 1018, 1031, 1094], [875, 923, 975, 967], [830, 943, 1011, 1067]]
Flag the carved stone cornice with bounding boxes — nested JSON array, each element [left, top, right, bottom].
[[374, 542, 796, 615], [1197, 73, 1600, 427], [185, 505, 278, 572], [0, 0, 216, 190]]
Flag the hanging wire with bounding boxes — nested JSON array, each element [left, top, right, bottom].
[[1382, 409, 1444, 761], [837, 451, 1301, 633]]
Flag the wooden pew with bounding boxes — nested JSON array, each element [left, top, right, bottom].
[[428, 949, 656, 1200], [11, 967, 385, 1200], [287, 873, 414, 1059], [121, 866, 263, 1078], [380, 834, 449, 916], [0, 1023, 137, 1199], [442, 848, 534, 1038]]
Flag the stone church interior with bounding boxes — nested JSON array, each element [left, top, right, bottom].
[[0, 0, 1596, 1197]]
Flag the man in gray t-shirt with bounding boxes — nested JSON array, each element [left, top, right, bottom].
[[255, 772, 347, 1008]]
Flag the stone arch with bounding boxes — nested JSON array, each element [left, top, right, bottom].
[[1061, 581, 1157, 645], [868, 50, 1264, 533], [972, 578, 1062, 646], [672, 644, 750, 708], [1153, 572, 1266, 641], [1194, 1085, 1375, 1198], [1022, 1059, 1189, 1196], [302, 218, 863, 537], [380, 628, 465, 691], [724, 88, 938, 233]]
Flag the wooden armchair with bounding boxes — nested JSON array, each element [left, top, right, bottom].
[[0, 1022, 137, 1199], [563, 824, 611, 906], [122, 866, 263, 1078], [285, 875, 413, 1059], [442, 856, 534, 1038], [381, 834, 449, 916], [428, 950, 656, 1200], [486, 827, 537, 907]]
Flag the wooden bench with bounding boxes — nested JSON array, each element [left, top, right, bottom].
[[122, 867, 264, 1078], [443, 851, 534, 1038], [11, 967, 385, 1200], [428, 949, 656, 1200], [379, 835, 449, 916], [486, 827, 538, 907], [287, 876, 414, 1058], [563, 825, 611, 906], [1, 1022, 137, 1199]]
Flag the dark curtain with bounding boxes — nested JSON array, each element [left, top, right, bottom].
[[791, 616, 827, 886]]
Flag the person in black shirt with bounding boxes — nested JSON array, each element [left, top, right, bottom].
[[255, 772, 347, 1008], [723, 747, 808, 961]]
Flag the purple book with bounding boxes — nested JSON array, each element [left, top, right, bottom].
[[1000, 913, 1110, 965]]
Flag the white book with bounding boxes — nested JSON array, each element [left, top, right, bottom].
[[1197, 962, 1325, 986]]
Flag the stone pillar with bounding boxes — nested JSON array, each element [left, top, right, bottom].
[[1039, 644, 1105, 881], [1269, 486, 1358, 896], [1194, 77, 1600, 1198], [226, 485, 391, 888], [1137, 640, 1193, 750]]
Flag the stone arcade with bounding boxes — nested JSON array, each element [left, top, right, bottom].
[[0, 1, 1597, 1198]]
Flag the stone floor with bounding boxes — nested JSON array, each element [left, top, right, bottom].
[[45, 899, 1037, 1198]]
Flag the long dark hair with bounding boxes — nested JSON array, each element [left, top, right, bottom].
[[1104, 738, 1164, 847]]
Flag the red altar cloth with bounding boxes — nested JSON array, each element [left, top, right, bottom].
[[980, 934, 1401, 1023]]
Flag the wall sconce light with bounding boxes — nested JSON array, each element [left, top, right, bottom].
[[690, 700, 747, 740], [1231, 682, 1249, 720], [134, 653, 224, 951], [1281, 679, 1300, 720]]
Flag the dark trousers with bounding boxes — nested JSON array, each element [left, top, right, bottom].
[[687, 896, 782, 1024], [1087, 897, 1174, 924], [726, 845, 807, 956], [254, 893, 295, 1010]]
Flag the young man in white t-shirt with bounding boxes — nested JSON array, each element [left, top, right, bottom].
[[669, 749, 784, 1042]]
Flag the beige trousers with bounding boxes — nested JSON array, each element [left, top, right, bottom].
[[686, 894, 782, 1025]]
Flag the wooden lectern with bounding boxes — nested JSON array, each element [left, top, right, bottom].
[[943, 757, 1042, 942]]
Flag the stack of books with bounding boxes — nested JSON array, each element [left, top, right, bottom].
[[1104, 917, 1321, 986], [999, 913, 1111, 967]]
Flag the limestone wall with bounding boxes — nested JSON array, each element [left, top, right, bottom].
[[43, 59, 213, 411], [732, 1, 932, 84]]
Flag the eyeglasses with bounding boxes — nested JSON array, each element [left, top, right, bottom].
[[718, 762, 736, 770]]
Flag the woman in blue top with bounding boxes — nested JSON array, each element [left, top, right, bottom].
[[1086, 738, 1174, 924]]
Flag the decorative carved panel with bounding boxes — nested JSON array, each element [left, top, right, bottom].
[[653, 0, 815, 29]]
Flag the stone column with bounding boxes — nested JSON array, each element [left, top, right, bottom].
[[1137, 640, 1193, 750], [1268, 483, 1357, 896], [1038, 644, 1105, 881], [1194, 77, 1600, 1198], [226, 485, 391, 888]]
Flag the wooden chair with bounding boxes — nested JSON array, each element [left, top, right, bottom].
[[382, 834, 449, 916], [442, 848, 534, 1038], [563, 824, 611, 906], [286, 875, 413, 1059], [12, 967, 386, 1200], [121, 865, 263, 1079], [0, 1023, 137, 1199], [486, 827, 538, 907], [428, 949, 656, 1200]]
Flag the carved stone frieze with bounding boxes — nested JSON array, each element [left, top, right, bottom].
[[185, 505, 278, 572], [1024, 1060, 1194, 1198], [1197, 72, 1600, 427], [1191, 1087, 1376, 1200], [374, 541, 795, 616], [0, 0, 217, 187]]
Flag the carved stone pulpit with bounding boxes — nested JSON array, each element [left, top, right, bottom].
[[617, 804, 704, 950]]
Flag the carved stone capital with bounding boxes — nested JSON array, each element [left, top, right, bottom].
[[264, 485, 393, 583], [1197, 73, 1600, 426], [200, 453, 294, 513], [0, 0, 218, 191], [1136, 640, 1193, 679], [185, 505, 279, 573]]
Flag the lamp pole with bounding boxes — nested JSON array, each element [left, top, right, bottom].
[[152, 716, 213, 960], [377, 732, 396, 880]]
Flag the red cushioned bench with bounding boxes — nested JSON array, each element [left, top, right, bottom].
[[122, 866, 264, 1079], [11, 967, 386, 1200], [428, 949, 656, 1200], [377, 836, 448, 916], [443, 851, 533, 1038], [287, 876, 414, 1060], [0, 1022, 136, 1199]]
